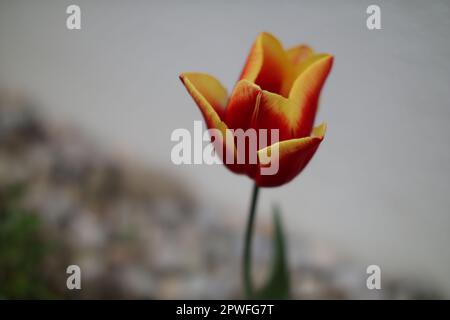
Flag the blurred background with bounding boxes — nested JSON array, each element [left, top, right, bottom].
[[0, 0, 449, 299]]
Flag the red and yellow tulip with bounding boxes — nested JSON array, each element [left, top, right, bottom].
[[180, 32, 333, 187]]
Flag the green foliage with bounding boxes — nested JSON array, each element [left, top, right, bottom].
[[254, 205, 290, 299], [0, 184, 55, 299]]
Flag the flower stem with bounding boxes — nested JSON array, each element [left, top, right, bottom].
[[243, 183, 259, 298]]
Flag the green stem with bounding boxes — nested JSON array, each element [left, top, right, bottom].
[[243, 183, 259, 298]]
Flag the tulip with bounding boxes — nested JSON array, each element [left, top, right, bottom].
[[180, 32, 333, 187], [180, 32, 334, 299]]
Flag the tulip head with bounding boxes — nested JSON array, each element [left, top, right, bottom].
[[180, 32, 333, 187]]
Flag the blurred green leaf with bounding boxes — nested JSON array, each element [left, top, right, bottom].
[[0, 183, 56, 299], [254, 205, 290, 299]]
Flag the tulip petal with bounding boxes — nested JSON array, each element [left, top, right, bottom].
[[280, 45, 315, 97], [179, 72, 228, 119], [286, 44, 314, 66], [225, 80, 261, 131], [255, 90, 301, 143], [239, 32, 288, 96], [180, 73, 244, 173], [288, 54, 333, 138], [254, 123, 326, 187]]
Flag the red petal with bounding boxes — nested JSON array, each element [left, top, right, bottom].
[[288, 54, 333, 138], [239, 32, 288, 96], [225, 80, 261, 131], [254, 123, 326, 187]]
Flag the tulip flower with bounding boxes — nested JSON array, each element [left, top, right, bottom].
[[179, 32, 334, 299], [180, 32, 333, 187]]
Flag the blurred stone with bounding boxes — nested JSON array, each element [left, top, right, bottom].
[[0, 90, 441, 299]]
